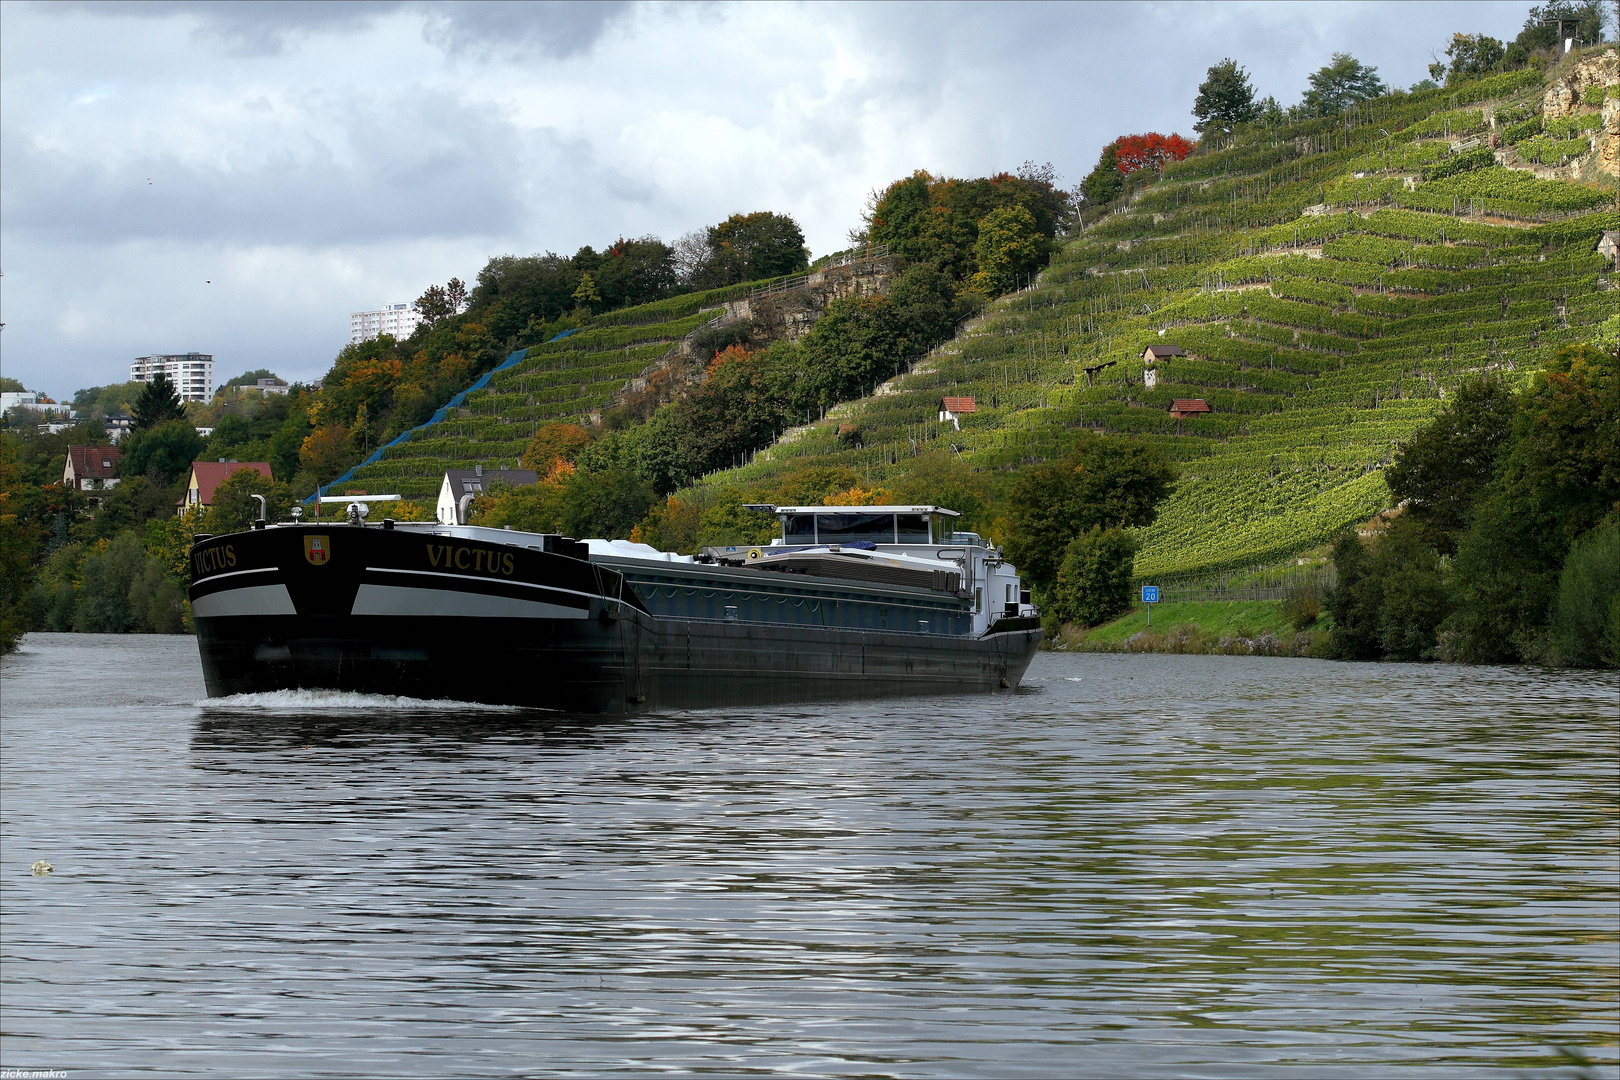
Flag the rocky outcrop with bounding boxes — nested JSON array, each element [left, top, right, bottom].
[[721, 255, 895, 342], [1601, 93, 1620, 178], [1541, 48, 1617, 118], [1531, 49, 1620, 180], [605, 252, 897, 419]]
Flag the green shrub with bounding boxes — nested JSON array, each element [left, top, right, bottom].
[[1051, 527, 1139, 627], [1545, 113, 1602, 139], [1501, 117, 1542, 144], [1421, 147, 1495, 181], [1280, 585, 1323, 629], [1547, 521, 1620, 668]]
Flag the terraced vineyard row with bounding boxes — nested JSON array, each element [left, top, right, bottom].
[[691, 61, 1618, 577], [336, 285, 763, 498]]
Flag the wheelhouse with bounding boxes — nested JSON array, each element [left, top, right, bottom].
[[769, 505, 961, 547]]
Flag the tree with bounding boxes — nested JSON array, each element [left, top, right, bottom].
[[131, 372, 185, 430], [892, 451, 991, 534], [1079, 144, 1125, 209], [222, 369, 278, 389], [1005, 432, 1177, 596], [1300, 53, 1387, 116], [1050, 527, 1139, 626], [970, 205, 1044, 296], [1384, 376, 1517, 552], [571, 271, 602, 312], [594, 237, 676, 308], [298, 424, 350, 481], [87, 476, 182, 539], [202, 469, 292, 534], [1325, 530, 1381, 660], [118, 419, 203, 486], [1515, 1, 1609, 54], [1366, 517, 1453, 660], [1112, 133, 1195, 174], [1446, 346, 1618, 662], [0, 434, 39, 651], [414, 277, 468, 329], [690, 212, 810, 288], [71, 381, 143, 417], [1546, 518, 1620, 668], [1193, 58, 1261, 136], [864, 169, 1071, 281], [521, 422, 592, 472], [1443, 34, 1506, 83]]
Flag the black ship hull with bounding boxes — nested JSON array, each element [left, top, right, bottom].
[[190, 524, 1041, 714]]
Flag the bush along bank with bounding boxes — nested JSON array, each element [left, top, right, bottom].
[[1326, 343, 1618, 668], [1047, 598, 1334, 657]]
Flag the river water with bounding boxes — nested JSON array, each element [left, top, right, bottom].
[[1, 633, 1616, 1078]]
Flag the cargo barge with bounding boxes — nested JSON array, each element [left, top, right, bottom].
[[189, 499, 1041, 713]]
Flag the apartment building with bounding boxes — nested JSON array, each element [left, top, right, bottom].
[[130, 353, 215, 404], [350, 303, 421, 344]]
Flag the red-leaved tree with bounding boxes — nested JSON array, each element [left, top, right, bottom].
[[1113, 133, 1195, 175]]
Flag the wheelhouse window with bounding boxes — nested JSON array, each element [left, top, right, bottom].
[[783, 514, 816, 543], [816, 513, 896, 545], [896, 514, 930, 543]]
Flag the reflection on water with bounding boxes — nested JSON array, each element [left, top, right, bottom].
[[3, 633, 1617, 1078]]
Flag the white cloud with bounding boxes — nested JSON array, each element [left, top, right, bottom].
[[1, 0, 1531, 397]]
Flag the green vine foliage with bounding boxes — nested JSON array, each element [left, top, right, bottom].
[[345, 62, 1616, 582]]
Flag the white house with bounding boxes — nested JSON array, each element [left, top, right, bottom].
[[938, 396, 977, 431], [1, 392, 72, 419], [437, 465, 540, 524]]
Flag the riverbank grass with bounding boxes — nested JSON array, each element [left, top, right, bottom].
[[1050, 600, 1332, 657]]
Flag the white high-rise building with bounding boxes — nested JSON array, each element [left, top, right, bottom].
[[130, 353, 215, 404], [350, 303, 421, 344]]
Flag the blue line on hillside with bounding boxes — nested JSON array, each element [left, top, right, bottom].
[[304, 328, 576, 504]]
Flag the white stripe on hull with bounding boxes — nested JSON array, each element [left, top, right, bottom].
[[349, 583, 588, 619], [192, 584, 298, 618]]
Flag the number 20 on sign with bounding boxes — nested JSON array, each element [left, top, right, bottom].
[[1141, 585, 1160, 627]]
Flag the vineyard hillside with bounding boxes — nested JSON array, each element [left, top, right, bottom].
[[332, 280, 785, 499], [689, 58, 1620, 579]]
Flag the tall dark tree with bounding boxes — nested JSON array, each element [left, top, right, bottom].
[[117, 419, 203, 486], [593, 236, 677, 309], [1005, 432, 1177, 596], [1515, 0, 1609, 54], [131, 372, 185, 430], [863, 169, 1071, 283], [1384, 376, 1517, 552], [413, 277, 467, 330], [1440, 34, 1506, 84], [690, 212, 810, 288], [1192, 58, 1261, 136], [1078, 143, 1125, 210], [1300, 53, 1387, 116]]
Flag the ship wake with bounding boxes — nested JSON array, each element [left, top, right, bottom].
[[199, 689, 522, 712]]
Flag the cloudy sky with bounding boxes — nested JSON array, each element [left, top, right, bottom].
[[2, 0, 1530, 399]]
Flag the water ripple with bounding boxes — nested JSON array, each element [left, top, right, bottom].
[[2, 633, 1616, 1078]]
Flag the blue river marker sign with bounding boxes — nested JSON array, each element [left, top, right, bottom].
[[1142, 585, 1160, 627]]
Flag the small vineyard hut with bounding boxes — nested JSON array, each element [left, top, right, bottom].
[[939, 396, 977, 430]]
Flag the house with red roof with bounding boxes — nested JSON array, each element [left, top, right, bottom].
[[180, 460, 274, 511], [938, 396, 977, 430], [63, 446, 123, 491]]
